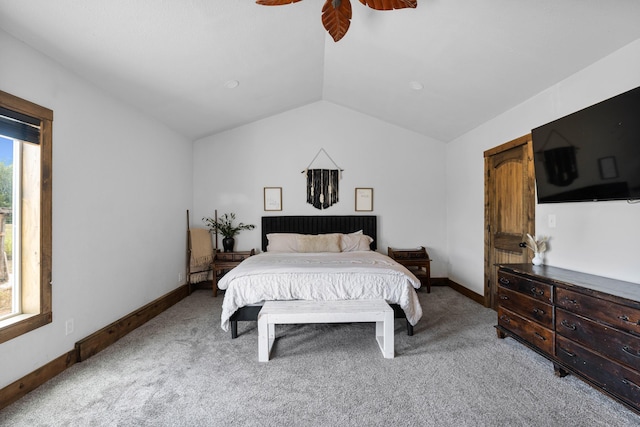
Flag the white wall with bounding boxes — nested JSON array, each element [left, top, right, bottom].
[[193, 101, 448, 275], [0, 30, 193, 388], [447, 38, 640, 295]]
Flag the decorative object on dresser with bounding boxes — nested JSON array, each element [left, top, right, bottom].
[[202, 212, 255, 252], [496, 263, 640, 415], [524, 233, 548, 266], [387, 246, 431, 293], [212, 249, 255, 297]]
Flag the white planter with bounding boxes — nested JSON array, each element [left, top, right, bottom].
[[532, 252, 543, 266]]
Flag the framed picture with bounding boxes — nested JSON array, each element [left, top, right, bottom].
[[355, 188, 373, 211], [598, 156, 618, 179], [264, 187, 282, 211]]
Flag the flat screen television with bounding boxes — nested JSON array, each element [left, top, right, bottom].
[[531, 86, 640, 203]]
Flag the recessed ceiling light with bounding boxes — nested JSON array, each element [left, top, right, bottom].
[[224, 80, 239, 89], [409, 81, 423, 91]]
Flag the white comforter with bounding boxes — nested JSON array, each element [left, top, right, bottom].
[[218, 251, 423, 331]]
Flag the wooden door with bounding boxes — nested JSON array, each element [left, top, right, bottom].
[[484, 135, 535, 309]]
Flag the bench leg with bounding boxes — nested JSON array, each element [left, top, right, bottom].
[[258, 316, 269, 362], [268, 323, 275, 355], [376, 311, 395, 358], [384, 310, 394, 358], [258, 317, 276, 362]]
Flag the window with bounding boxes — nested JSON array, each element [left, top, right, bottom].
[[0, 90, 52, 344]]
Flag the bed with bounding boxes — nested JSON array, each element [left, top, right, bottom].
[[219, 215, 423, 338]]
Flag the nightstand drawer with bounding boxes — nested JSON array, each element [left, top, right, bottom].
[[215, 251, 253, 262]]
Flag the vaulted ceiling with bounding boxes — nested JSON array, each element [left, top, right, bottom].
[[1, 1, 640, 142]]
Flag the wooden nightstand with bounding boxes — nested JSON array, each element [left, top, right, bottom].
[[212, 249, 255, 297], [388, 246, 432, 293]]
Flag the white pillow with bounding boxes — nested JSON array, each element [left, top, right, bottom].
[[341, 231, 374, 252], [297, 234, 342, 253], [266, 233, 301, 252]]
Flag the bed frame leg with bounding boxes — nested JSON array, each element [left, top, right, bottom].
[[407, 321, 414, 336], [231, 320, 238, 339]]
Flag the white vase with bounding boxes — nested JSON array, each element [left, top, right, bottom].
[[532, 252, 543, 266]]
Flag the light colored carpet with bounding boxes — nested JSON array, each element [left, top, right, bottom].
[[1, 286, 639, 426]]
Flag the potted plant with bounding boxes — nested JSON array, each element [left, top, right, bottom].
[[202, 213, 255, 252]]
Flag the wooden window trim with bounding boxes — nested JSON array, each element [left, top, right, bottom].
[[0, 90, 52, 344]]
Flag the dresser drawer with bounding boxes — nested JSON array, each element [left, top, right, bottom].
[[498, 287, 553, 328], [556, 287, 640, 336], [498, 306, 554, 355], [498, 272, 552, 304], [556, 308, 640, 371], [557, 335, 640, 408]]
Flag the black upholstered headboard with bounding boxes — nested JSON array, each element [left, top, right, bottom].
[[261, 216, 377, 252]]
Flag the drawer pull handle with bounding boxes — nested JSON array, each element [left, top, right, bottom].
[[564, 298, 578, 305], [530, 287, 545, 297], [499, 295, 509, 300], [622, 346, 640, 358], [559, 347, 576, 358], [499, 277, 511, 286], [533, 332, 546, 341], [532, 308, 545, 315], [499, 315, 511, 324], [622, 378, 640, 391], [561, 320, 577, 331], [618, 315, 640, 325]]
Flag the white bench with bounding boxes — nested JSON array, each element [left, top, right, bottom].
[[257, 299, 394, 362]]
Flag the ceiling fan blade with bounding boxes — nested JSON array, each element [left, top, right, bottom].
[[256, 0, 303, 5], [322, 0, 352, 42], [358, 0, 417, 10]]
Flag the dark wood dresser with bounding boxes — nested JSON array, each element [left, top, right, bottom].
[[496, 264, 640, 414]]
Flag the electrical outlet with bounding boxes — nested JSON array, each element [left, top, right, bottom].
[[548, 214, 557, 228], [65, 318, 74, 336], [178, 272, 184, 283]]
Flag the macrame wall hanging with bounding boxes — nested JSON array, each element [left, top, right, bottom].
[[302, 148, 343, 210]]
